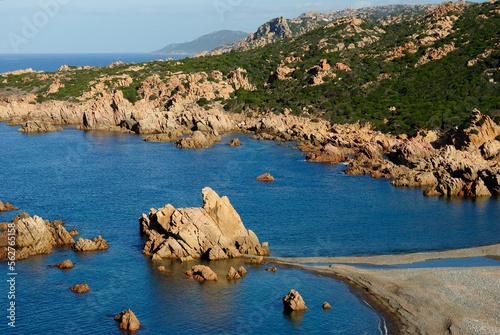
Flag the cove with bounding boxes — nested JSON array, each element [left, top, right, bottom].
[[0, 123, 499, 334]]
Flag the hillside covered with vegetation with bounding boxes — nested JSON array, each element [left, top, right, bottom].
[[1, 1, 499, 135]]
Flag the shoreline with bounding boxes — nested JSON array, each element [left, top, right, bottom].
[[270, 243, 500, 334]]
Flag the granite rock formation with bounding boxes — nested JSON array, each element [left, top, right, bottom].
[[140, 187, 269, 261]]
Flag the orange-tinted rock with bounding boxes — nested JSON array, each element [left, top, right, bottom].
[[115, 309, 141, 331], [52, 259, 74, 269], [256, 173, 275, 182], [283, 290, 308, 311], [70, 283, 90, 293]]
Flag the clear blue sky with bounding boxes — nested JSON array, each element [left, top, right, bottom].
[[0, 0, 471, 54]]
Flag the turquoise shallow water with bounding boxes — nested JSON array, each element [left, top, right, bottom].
[[0, 123, 499, 334]]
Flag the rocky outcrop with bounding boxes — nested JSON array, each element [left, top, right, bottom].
[[143, 131, 183, 143], [256, 173, 275, 182], [174, 130, 221, 148], [17, 121, 63, 133], [115, 310, 141, 331], [283, 290, 308, 311], [388, 139, 437, 167], [0, 201, 18, 212], [448, 109, 500, 150], [71, 236, 109, 252], [186, 265, 219, 281], [0, 214, 74, 261], [52, 259, 74, 269], [140, 187, 269, 261], [70, 283, 90, 293], [228, 138, 243, 146], [306, 144, 345, 163]]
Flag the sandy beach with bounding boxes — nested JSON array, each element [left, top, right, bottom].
[[270, 244, 500, 334]]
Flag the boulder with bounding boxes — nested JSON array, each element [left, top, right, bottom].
[[115, 309, 141, 331], [71, 236, 109, 252], [70, 284, 90, 293], [69, 229, 79, 236], [238, 266, 247, 277], [266, 267, 278, 272], [140, 188, 269, 260], [228, 138, 243, 146], [480, 140, 500, 160], [388, 139, 437, 167], [256, 173, 275, 182], [52, 259, 74, 269], [306, 144, 345, 163], [283, 290, 308, 311], [226, 267, 242, 280], [0, 201, 18, 212], [157, 266, 168, 272], [174, 131, 221, 148], [323, 302, 332, 310], [186, 265, 219, 281]]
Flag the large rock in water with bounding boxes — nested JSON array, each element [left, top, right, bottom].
[[174, 130, 221, 148], [283, 290, 308, 311], [0, 214, 75, 260], [115, 309, 141, 331], [71, 236, 109, 252], [140, 187, 270, 260]]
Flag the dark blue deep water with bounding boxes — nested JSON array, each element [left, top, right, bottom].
[[0, 53, 184, 74], [0, 124, 499, 334]]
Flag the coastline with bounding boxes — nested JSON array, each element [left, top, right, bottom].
[[270, 244, 500, 334]]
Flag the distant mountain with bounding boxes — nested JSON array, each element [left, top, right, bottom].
[[153, 30, 249, 55]]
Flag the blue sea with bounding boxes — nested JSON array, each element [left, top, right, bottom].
[[0, 53, 185, 74], [0, 126, 499, 334], [0, 55, 499, 334]]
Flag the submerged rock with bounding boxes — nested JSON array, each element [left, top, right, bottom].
[[283, 290, 308, 311], [115, 309, 141, 331], [186, 265, 219, 281], [256, 173, 275, 182], [140, 187, 269, 261]]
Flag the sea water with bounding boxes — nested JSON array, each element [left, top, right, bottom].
[[0, 53, 185, 74], [0, 124, 499, 334]]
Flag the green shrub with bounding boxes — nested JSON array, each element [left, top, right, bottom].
[[476, 118, 485, 126], [495, 135, 500, 142], [470, 129, 479, 135]]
